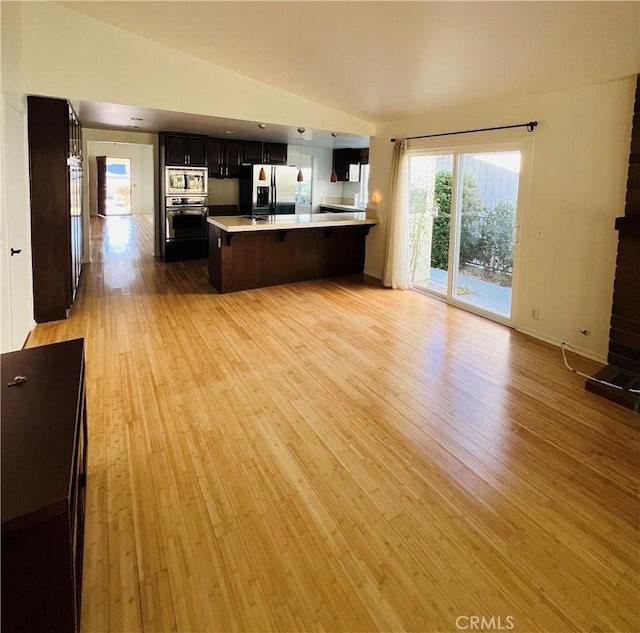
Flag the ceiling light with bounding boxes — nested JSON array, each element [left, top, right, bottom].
[[224, 130, 235, 135], [258, 123, 267, 129]]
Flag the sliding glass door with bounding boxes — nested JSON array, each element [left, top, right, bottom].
[[408, 145, 525, 322]]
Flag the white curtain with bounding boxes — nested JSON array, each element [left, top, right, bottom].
[[382, 139, 411, 289]]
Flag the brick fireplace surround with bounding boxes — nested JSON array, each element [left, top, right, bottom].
[[585, 74, 640, 411]]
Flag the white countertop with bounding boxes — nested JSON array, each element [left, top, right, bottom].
[[208, 212, 378, 233]]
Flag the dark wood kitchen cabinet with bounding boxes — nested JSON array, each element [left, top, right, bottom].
[[242, 140, 263, 164], [207, 138, 224, 178], [224, 140, 242, 177], [207, 138, 241, 178], [163, 132, 207, 166], [27, 96, 83, 323], [207, 138, 224, 177], [1, 338, 88, 633], [264, 142, 288, 165], [242, 141, 288, 165], [333, 148, 362, 182]]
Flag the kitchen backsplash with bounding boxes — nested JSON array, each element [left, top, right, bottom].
[[207, 177, 239, 205]]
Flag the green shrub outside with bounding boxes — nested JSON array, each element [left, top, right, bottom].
[[413, 170, 515, 275]]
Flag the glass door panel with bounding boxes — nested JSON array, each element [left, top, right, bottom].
[[452, 151, 520, 319], [408, 154, 453, 295]]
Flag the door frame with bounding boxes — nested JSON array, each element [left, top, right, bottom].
[[407, 136, 534, 326]]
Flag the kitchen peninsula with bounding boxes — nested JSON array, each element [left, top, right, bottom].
[[207, 212, 377, 293]]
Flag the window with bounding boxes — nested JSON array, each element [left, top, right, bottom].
[[359, 164, 370, 208]]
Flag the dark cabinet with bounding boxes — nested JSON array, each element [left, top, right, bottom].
[[207, 139, 224, 178], [224, 140, 242, 178], [264, 143, 287, 165], [207, 138, 241, 178], [1, 338, 88, 633], [242, 141, 288, 165], [96, 155, 107, 216], [333, 148, 362, 182], [163, 133, 207, 166], [27, 96, 83, 323], [333, 148, 367, 181], [242, 141, 263, 164]]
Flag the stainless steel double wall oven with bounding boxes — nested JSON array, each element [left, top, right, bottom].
[[164, 166, 208, 241]]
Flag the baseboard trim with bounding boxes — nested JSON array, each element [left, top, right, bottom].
[[362, 272, 384, 287], [515, 326, 607, 365]]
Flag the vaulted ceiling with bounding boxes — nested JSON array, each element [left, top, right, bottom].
[[56, 1, 639, 141]]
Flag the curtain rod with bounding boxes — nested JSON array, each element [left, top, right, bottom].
[[390, 120, 538, 143]]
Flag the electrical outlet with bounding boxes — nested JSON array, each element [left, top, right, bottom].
[[529, 305, 539, 320]]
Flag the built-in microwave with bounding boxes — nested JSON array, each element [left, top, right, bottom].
[[165, 166, 207, 196]]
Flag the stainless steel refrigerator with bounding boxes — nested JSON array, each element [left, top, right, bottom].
[[239, 164, 299, 218]]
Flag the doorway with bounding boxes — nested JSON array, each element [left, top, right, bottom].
[[97, 156, 132, 216], [408, 144, 528, 323]]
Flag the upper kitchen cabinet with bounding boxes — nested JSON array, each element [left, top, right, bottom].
[[242, 141, 288, 165], [224, 140, 242, 178], [242, 141, 263, 164], [264, 143, 287, 165], [333, 148, 363, 182], [27, 96, 83, 323], [163, 133, 207, 166], [207, 139, 223, 178], [207, 138, 242, 178]]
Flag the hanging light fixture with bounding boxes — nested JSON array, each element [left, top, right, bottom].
[[258, 125, 266, 180], [297, 127, 305, 182], [330, 132, 338, 183]]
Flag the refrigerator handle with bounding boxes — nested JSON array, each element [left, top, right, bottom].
[[271, 166, 276, 214]]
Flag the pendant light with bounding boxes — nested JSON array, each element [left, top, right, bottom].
[[258, 126, 266, 180], [330, 132, 338, 183], [297, 127, 305, 182]]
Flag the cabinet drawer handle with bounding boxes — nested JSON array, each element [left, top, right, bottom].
[[8, 375, 28, 387]]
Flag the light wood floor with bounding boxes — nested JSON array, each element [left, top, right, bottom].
[[28, 215, 639, 633]]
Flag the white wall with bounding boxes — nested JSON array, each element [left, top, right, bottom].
[[139, 144, 155, 216], [311, 146, 342, 212], [283, 144, 342, 213], [19, 1, 373, 138], [0, 1, 35, 351], [86, 140, 154, 216], [208, 179, 239, 207], [366, 77, 636, 361]]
